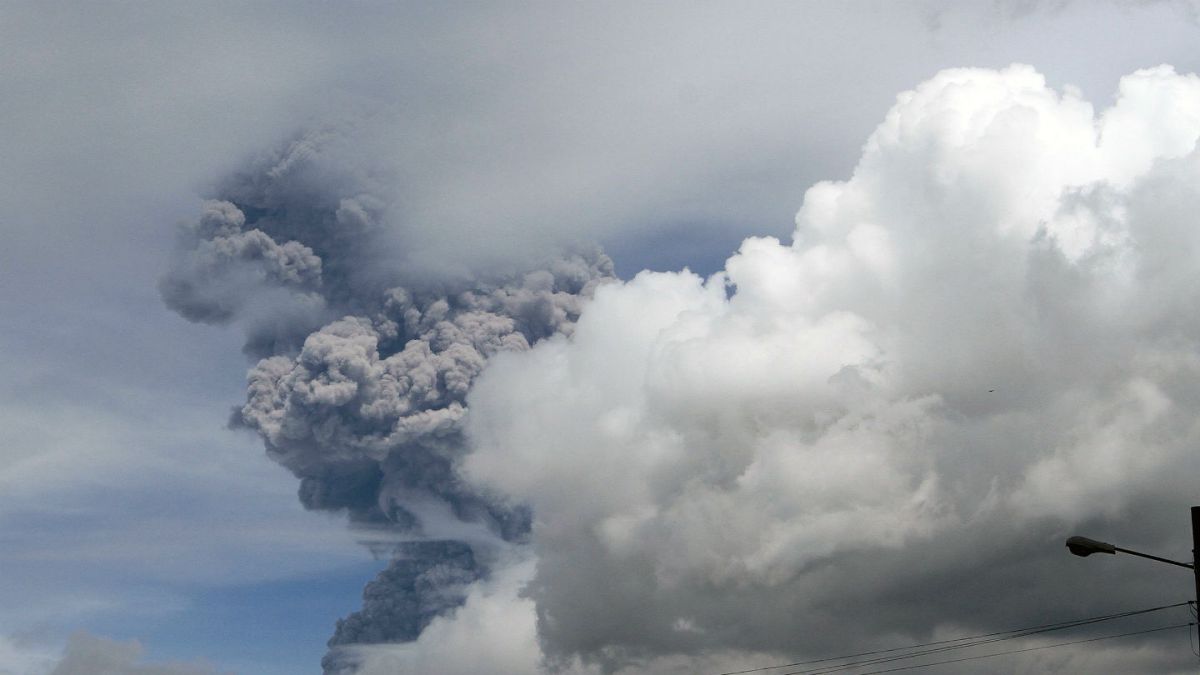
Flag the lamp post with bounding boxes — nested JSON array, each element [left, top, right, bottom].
[[1065, 506, 1200, 611]]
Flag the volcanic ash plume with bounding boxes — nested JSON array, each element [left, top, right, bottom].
[[159, 130, 615, 671]]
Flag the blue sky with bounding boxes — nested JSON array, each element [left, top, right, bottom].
[[6, 2, 1200, 674]]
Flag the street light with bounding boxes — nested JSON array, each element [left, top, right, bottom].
[[1065, 506, 1200, 611], [1065, 536, 1117, 557], [1065, 536, 1192, 568]]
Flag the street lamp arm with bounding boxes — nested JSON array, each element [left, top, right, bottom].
[[1111, 546, 1194, 570], [1065, 535, 1194, 569], [1066, 507, 1200, 635]]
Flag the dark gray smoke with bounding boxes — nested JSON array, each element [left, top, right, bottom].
[[322, 541, 481, 674], [160, 129, 614, 669]]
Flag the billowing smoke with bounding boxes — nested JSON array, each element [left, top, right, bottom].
[[451, 64, 1200, 672], [160, 126, 615, 672]]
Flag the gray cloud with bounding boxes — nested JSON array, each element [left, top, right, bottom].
[[45, 632, 223, 675]]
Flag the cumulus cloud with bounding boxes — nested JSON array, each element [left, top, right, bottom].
[[460, 64, 1200, 671]]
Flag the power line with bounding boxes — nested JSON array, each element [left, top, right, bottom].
[[722, 602, 1187, 675], [719, 601, 1190, 675], [851, 622, 1193, 674], [781, 604, 1190, 675], [1189, 603, 1199, 658]]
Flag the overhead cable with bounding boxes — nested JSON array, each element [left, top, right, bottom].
[[850, 622, 1194, 674], [719, 601, 1190, 675]]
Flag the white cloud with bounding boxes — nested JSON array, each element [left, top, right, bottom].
[[458, 64, 1200, 670]]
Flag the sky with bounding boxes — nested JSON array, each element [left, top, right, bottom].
[[5, 1, 1200, 674]]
